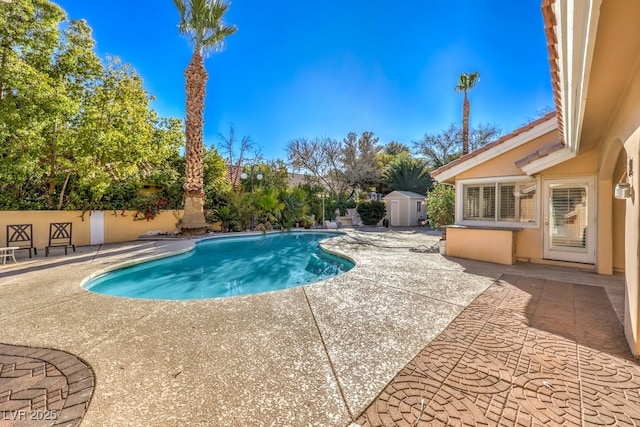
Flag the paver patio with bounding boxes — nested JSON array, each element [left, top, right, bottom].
[[0, 229, 634, 426], [356, 273, 639, 426]]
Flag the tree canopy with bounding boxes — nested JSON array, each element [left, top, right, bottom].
[[0, 0, 190, 212]]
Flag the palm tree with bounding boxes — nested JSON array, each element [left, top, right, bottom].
[[279, 188, 307, 229], [455, 72, 480, 156], [211, 205, 236, 232], [383, 154, 432, 194], [255, 188, 284, 229], [174, 0, 237, 233]]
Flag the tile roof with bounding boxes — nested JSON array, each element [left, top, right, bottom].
[[430, 111, 557, 178], [542, 0, 564, 143], [287, 172, 311, 187], [226, 164, 243, 188], [514, 141, 565, 168]]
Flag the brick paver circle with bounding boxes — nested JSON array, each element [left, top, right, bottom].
[[0, 344, 94, 427]]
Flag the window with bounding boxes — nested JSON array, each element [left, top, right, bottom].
[[463, 185, 495, 220], [416, 201, 422, 212], [461, 180, 536, 225]]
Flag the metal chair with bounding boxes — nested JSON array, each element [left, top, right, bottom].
[[45, 222, 76, 256], [6, 224, 37, 258]]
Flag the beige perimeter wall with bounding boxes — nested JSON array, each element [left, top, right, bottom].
[[1, 210, 183, 249]]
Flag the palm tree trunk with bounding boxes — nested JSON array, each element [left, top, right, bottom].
[[462, 94, 470, 155], [181, 50, 209, 232]]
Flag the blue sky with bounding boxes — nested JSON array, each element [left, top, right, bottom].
[[53, 1, 553, 160]]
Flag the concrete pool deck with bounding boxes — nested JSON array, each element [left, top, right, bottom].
[[0, 229, 635, 426]]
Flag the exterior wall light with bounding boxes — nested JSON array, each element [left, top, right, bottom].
[[615, 158, 633, 199]]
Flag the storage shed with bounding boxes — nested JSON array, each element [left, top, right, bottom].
[[383, 191, 426, 226]]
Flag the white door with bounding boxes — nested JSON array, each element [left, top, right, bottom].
[[390, 201, 400, 226], [90, 211, 105, 245], [543, 178, 596, 263]]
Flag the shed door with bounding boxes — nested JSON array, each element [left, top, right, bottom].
[[543, 178, 596, 264], [390, 201, 400, 226]]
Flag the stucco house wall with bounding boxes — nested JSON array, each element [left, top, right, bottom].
[[456, 130, 560, 180], [443, 137, 624, 270], [431, 0, 640, 355], [590, 68, 640, 352]]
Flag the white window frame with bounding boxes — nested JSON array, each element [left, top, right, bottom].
[[456, 176, 540, 229]]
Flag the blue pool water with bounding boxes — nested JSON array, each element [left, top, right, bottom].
[[84, 232, 353, 300]]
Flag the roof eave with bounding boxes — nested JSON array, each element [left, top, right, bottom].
[[519, 146, 576, 175], [431, 117, 558, 183], [548, 0, 602, 153]]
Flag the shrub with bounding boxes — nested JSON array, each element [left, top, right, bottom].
[[209, 205, 236, 232], [131, 194, 169, 221], [426, 184, 455, 229], [356, 200, 386, 226], [298, 215, 315, 229]]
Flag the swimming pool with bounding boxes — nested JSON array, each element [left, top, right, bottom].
[[84, 232, 354, 300]]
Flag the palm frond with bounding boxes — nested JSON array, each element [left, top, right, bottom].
[[455, 71, 480, 93], [173, 0, 188, 32], [173, 0, 237, 53]]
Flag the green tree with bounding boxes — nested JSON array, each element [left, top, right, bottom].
[[384, 154, 432, 194], [383, 141, 410, 156], [144, 118, 187, 210], [45, 18, 103, 208], [426, 184, 455, 229], [342, 131, 382, 194], [455, 71, 480, 155], [71, 58, 170, 206], [236, 161, 289, 194], [0, 0, 67, 207], [0, 1, 187, 213], [174, 0, 237, 232], [376, 141, 411, 180], [203, 145, 230, 208]]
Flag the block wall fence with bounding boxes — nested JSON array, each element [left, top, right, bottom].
[[0, 210, 184, 250]]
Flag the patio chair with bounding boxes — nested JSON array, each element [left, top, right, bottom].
[[45, 222, 76, 256], [6, 224, 37, 258]]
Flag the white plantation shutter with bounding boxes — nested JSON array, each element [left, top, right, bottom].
[[550, 187, 587, 248], [499, 184, 516, 220], [482, 187, 495, 219], [464, 186, 480, 219], [463, 180, 537, 224]]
